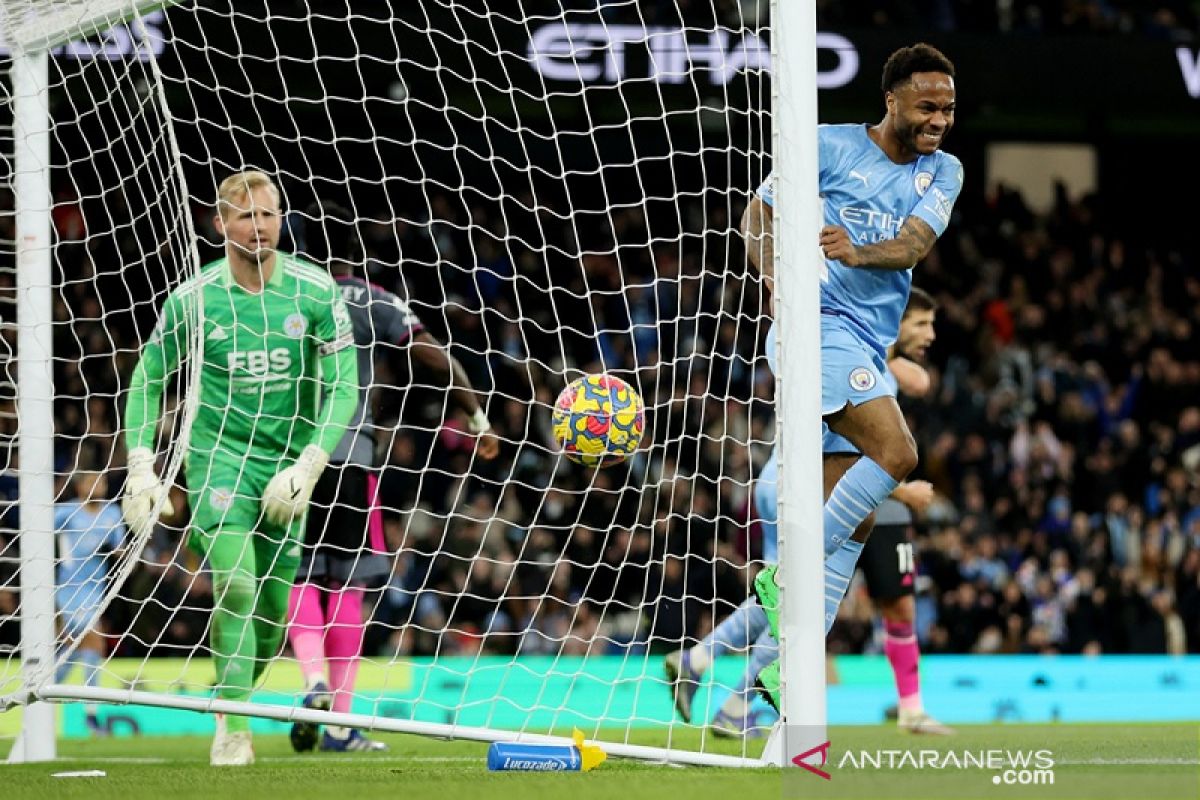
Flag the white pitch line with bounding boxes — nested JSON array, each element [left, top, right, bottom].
[[42, 757, 171, 764], [258, 755, 480, 764], [36, 755, 482, 765], [35, 755, 1200, 768]]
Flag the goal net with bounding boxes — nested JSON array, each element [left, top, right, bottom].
[[1, 1, 780, 765]]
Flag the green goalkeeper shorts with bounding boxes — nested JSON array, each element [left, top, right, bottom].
[[185, 455, 303, 570]]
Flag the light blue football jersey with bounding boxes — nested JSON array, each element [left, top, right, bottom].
[[54, 501, 125, 590], [757, 123, 963, 355]]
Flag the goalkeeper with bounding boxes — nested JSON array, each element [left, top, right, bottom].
[[122, 170, 358, 767]]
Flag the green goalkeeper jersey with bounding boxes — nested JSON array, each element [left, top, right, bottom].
[[125, 253, 359, 469]]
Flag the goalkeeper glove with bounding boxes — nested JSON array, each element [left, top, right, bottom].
[[467, 407, 492, 434], [122, 447, 174, 536], [261, 444, 329, 526]]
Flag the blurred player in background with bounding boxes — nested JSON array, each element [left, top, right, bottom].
[[665, 290, 945, 736], [742, 42, 962, 710], [286, 201, 500, 753], [826, 287, 952, 734], [122, 171, 359, 766], [54, 469, 127, 735]]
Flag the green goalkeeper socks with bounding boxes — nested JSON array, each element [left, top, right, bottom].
[[205, 528, 299, 733], [251, 556, 297, 684], [210, 555, 256, 732]]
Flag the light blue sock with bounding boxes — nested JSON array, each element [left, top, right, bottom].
[[697, 598, 756, 664], [745, 601, 770, 643], [824, 456, 898, 556], [717, 628, 779, 718], [825, 539, 865, 634], [731, 628, 779, 699], [80, 649, 102, 688]]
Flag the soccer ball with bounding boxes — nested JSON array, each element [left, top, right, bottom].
[[552, 374, 646, 468]]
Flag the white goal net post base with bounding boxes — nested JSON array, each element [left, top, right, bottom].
[[38, 684, 770, 768]]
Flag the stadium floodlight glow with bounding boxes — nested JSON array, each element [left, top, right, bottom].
[[2, 0, 821, 767]]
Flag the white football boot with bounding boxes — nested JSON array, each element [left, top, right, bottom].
[[898, 708, 956, 735], [210, 713, 256, 766]]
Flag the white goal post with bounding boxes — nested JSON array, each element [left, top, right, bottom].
[[1, 0, 823, 767]]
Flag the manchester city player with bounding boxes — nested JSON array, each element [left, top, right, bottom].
[[664, 291, 946, 736], [818, 288, 952, 733], [741, 43, 963, 709]]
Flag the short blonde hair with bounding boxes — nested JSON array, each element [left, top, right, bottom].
[[216, 170, 281, 218]]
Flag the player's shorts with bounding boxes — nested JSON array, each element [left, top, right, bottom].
[[184, 454, 302, 573], [764, 315, 892, 423], [765, 321, 779, 376], [823, 424, 859, 456], [298, 464, 391, 588], [755, 449, 778, 564], [859, 498, 915, 601], [820, 313, 894, 417]]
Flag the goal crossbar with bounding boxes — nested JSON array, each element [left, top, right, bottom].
[[0, 0, 174, 53]]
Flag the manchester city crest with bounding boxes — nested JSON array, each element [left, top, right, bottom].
[[914, 171, 934, 196], [849, 367, 876, 392]]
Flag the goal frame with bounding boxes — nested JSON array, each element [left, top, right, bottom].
[[5, 0, 825, 766], [4, 0, 179, 763]]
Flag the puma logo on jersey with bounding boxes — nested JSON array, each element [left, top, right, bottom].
[[849, 170, 870, 187]]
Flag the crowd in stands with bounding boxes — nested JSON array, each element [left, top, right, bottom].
[[833, 180, 1200, 658], [613, 0, 1199, 41], [0, 5, 1196, 665], [1, 163, 1197, 666], [815, 0, 1199, 39]]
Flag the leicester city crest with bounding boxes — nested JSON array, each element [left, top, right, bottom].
[[209, 487, 234, 511], [283, 313, 307, 338]]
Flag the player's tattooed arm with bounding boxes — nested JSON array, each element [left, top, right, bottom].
[[820, 216, 937, 271], [740, 195, 775, 294]]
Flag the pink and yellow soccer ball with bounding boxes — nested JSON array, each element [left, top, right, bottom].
[[552, 374, 646, 468]]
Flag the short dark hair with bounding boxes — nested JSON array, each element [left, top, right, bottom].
[[304, 200, 362, 268], [881, 43, 955, 94], [905, 286, 938, 316]]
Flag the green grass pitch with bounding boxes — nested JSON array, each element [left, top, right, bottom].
[[3, 723, 1197, 800]]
